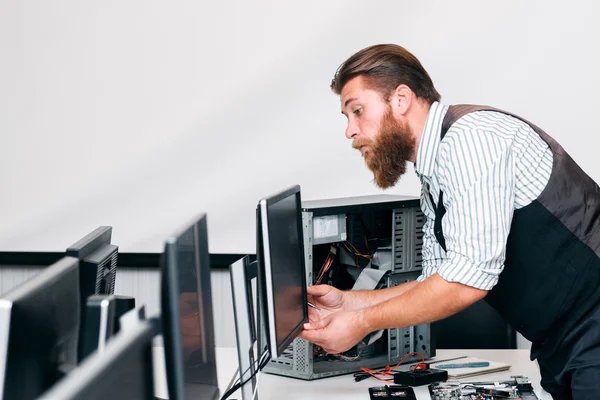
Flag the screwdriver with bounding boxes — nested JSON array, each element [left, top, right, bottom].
[[434, 361, 490, 369]]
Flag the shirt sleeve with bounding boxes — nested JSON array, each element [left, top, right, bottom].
[[417, 184, 446, 282], [428, 126, 516, 290]]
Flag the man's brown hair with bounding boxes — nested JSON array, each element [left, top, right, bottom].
[[331, 44, 441, 104]]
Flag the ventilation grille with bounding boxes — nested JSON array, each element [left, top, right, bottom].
[[293, 338, 308, 372], [95, 251, 117, 294], [414, 209, 425, 269], [394, 207, 425, 272], [394, 211, 405, 271]]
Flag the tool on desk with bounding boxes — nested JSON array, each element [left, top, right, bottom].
[[427, 355, 469, 365], [406, 355, 468, 371], [307, 301, 321, 310], [431, 357, 510, 378], [435, 361, 490, 369]]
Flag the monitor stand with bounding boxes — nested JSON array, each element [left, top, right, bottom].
[[228, 255, 267, 400]]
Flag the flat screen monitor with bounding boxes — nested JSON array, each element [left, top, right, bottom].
[[78, 295, 136, 360], [0, 256, 80, 400], [66, 226, 118, 301], [66, 226, 118, 361], [257, 184, 308, 358], [160, 214, 219, 400], [38, 319, 155, 400]]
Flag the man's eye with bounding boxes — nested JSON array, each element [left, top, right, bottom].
[[353, 108, 362, 115]]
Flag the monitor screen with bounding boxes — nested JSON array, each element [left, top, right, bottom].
[[161, 214, 219, 400], [38, 319, 155, 400], [0, 256, 80, 400], [258, 184, 308, 358]]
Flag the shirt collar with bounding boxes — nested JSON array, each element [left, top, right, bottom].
[[414, 101, 449, 181]]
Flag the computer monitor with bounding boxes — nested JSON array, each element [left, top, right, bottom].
[[228, 255, 269, 400], [160, 214, 219, 400], [38, 319, 155, 400], [66, 226, 118, 303], [0, 256, 80, 400], [78, 295, 136, 360], [257, 184, 309, 358], [66, 226, 118, 361]]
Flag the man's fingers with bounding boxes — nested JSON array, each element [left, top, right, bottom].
[[303, 318, 327, 331], [298, 328, 327, 344], [303, 313, 334, 331], [306, 284, 334, 297]]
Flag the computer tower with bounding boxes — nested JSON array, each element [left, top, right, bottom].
[[262, 194, 436, 379]]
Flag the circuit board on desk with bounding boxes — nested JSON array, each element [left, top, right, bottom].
[[428, 375, 539, 399]]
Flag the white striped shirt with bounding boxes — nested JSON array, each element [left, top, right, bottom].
[[415, 102, 553, 290]]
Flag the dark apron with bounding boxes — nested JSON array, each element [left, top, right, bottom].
[[428, 105, 600, 362]]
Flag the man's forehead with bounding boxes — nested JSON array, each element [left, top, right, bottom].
[[340, 76, 367, 102], [340, 77, 382, 110]]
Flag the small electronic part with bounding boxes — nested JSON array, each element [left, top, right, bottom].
[[429, 376, 540, 400], [428, 382, 461, 399], [368, 385, 416, 400], [514, 374, 535, 393], [393, 369, 448, 387]]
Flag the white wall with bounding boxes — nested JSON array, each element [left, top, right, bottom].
[[1, 0, 599, 253]]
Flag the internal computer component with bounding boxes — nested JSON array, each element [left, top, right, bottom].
[[368, 385, 416, 400], [429, 376, 539, 400], [311, 238, 390, 363]]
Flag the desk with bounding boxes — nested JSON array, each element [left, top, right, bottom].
[[153, 347, 552, 399]]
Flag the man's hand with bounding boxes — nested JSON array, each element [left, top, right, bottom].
[[305, 284, 349, 324], [299, 309, 370, 354]]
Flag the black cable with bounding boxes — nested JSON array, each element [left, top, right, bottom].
[[219, 349, 270, 400], [220, 352, 267, 400], [220, 351, 269, 400], [219, 360, 261, 400], [358, 215, 375, 254]]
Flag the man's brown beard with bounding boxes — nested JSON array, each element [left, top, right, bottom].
[[353, 108, 416, 189]]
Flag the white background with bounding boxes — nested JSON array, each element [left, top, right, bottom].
[[1, 0, 599, 253]]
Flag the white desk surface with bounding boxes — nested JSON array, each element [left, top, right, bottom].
[[153, 347, 552, 399]]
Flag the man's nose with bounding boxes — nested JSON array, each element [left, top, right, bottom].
[[345, 122, 358, 139]]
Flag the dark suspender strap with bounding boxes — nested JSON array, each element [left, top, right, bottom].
[[441, 104, 502, 139], [431, 191, 447, 251], [432, 105, 501, 252]]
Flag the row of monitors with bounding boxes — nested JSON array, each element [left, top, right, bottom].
[[0, 184, 309, 400]]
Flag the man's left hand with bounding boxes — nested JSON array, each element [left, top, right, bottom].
[[299, 309, 370, 354]]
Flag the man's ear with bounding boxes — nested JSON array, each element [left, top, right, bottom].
[[391, 84, 412, 116]]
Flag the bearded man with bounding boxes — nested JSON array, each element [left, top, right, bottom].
[[299, 44, 600, 400]]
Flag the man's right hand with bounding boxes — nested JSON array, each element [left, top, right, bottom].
[[305, 284, 359, 324]]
